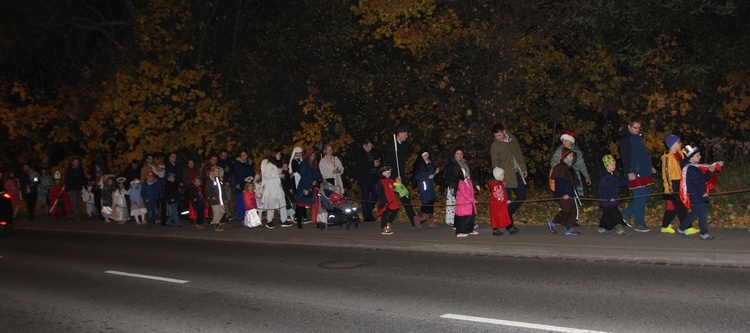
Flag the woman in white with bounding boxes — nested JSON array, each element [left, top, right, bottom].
[[261, 149, 288, 225], [289, 147, 304, 190], [319, 144, 345, 194]]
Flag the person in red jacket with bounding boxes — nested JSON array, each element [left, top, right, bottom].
[[49, 171, 72, 219], [487, 167, 511, 236], [376, 166, 399, 235]]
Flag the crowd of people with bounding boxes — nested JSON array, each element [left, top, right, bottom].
[[1, 116, 722, 239]]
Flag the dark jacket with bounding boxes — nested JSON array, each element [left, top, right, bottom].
[[618, 130, 652, 177], [355, 147, 378, 187], [164, 161, 183, 186], [684, 164, 713, 204], [165, 180, 180, 202], [295, 160, 323, 206], [552, 163, 577, 198], [233, 159, 255, 194], [443, 159, 465, 196], [385, 139, 409, 182], [64, 165, 87, 191], [123, 165, 140, 190], [597, 170, 628, 208], [140, 181, 160, 201]]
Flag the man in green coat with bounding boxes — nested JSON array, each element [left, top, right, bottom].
[[490, 124, 528, 234]]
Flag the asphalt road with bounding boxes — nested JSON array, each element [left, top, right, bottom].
[[2, 231, 749, 333]]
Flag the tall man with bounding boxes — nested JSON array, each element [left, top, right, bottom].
[[385, 126, 420, 227], [490, 124, 527, 234], [618, 115, 655, 232], [356, 139, 380, 222], [64, 157, 87, 219]]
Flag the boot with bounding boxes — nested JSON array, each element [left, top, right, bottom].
[[428, 218, 438, 229], [296, 215, 303, 229], [413, 214, 422, 228]]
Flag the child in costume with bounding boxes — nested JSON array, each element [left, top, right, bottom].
[[187, 177, 208, 229], [660, 135, 689, 234], [597, 155, 628, 235], [376, 166, 399, 235], [82, 179, 96, 218], [487, 167, 511, 236], [49, 171, 72, 219], [242, 181, 262, 228], [129, 179, 147, 225], [112, 178, 129, 224], [678, 145, 721, 240], [548, 148, 581, 235]]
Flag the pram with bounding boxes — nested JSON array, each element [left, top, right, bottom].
[[316, 181, 360, 231]]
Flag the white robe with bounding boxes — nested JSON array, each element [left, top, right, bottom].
[[112, 189, 129, 221]]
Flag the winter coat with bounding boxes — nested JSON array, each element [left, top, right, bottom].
[[661, 151, 685, 192], [206, 176, 226, 206], [454, 177, 477, 217], [385, 139, 410, 182], [683, 164, 713, 204], [165, 180, 180, 202], [319, 155, 345, 193], [597, 170, 628, 208], [487, 179, 511, 229], [356, 147, 378, 187], [140, 181, 159, 202], [490, 132, 527, 188], [64, 165, 87, 191], [295, 160, 323, 206], [413, 159, 439, 204], [164, 161, 183, 186], [618, 130, 652, 177], [233, 159, 255, 194]]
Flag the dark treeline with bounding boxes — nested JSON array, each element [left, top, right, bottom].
[[1, 0, 748, 187]]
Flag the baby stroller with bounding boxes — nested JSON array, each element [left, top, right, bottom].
[[316, 181, 360, 231]]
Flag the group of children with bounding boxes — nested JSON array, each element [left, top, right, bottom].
[[372, 134, 721, 240], [545, 134, 720, 240]]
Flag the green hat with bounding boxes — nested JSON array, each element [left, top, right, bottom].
[[602, 154, 616, 168]]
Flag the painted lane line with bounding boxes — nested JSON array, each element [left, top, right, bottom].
[[105, 270, 189, 284], [441, 314, 609, 333]]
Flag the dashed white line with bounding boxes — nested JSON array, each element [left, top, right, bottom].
[[441, 313, 609, 333], [105, 270, 189, 284]]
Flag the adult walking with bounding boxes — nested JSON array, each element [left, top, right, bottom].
[[20, 164, 39, 220], [549, 131, 591, 196], [261, 149, 287, 227], [355, 139, 380, 222], [412, 147, 439, 229], [490, 124, 527, 234], [618, 115, 656, 232], [319, 144, 345, 194], [385, 126, 420, 227], [294, 148, 323, 229], [444, 148, 481, 237], [64, 157, 87, 219]]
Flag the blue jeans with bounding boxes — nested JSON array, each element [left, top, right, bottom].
[[166, 202, 181, 226], [360, 183, 376, 219], [146, 201, 158, 226], [505, 172, 527, 226], [622, 185, 651, 226], [680, 200, 709, 235]]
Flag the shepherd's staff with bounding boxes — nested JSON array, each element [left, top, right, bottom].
[[48, 185, 65, 215], [393, 134, 400, 180]]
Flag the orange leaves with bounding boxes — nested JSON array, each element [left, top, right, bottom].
[[293, 84, 353, 157]]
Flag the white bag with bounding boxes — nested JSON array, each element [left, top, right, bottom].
[[243, 208, 262, 228]]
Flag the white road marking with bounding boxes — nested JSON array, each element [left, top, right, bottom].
[[105, 270, 189, 284], [441, 314, 610, 333]]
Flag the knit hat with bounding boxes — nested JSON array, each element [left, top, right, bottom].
[[54, 171, 61, 180], [492, 167, 505, 180], [602, 154, 616, 168], [664, 135, 680, 149], [683, 145, 700, 159], [560, 130, 575, 144]]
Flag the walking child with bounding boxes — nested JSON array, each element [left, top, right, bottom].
[[597, 155, 628, 235], [376, 166, 399, 235], [487, 167, 511, 236], [678, 145, 721, 240], [548, 148, 581, 235]]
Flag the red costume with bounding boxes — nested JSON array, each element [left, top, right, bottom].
[[487, 180, 511, 229], [376, 178, 399, 216], [49, 184, 72, 218]]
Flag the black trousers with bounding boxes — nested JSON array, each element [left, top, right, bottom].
[[24, 193, 37, 220]]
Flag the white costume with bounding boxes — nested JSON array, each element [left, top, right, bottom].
[[261, 159, 287, 222], [112, 188, 129, 222]]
